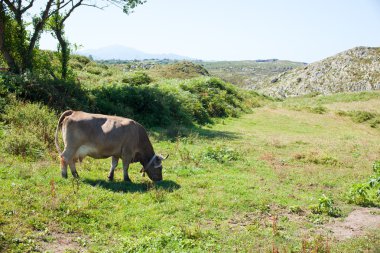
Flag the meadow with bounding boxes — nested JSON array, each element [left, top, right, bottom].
[[0, 57, 379, 252]]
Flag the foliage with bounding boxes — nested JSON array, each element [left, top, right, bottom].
[[347, 161, 380, 207], [306, 105, 327, 114], [180, 77, 245, 118], [0, 0, 146, 74], [202, 146, 241, 163], [1, 101, 57, 159], [90, 77, 254, 127], [0, 72, 89, 111], [310, 194, 342, 217], [148, 61, 209, 80], [90, 83, 194, 127], [122, 71, 152, 86]]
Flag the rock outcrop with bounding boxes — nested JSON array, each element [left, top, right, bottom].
[[257, 47, 380, 98]]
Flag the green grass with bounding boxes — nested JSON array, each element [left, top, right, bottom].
[[1, 92, 380, 252]]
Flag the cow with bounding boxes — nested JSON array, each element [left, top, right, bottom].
[[54, 110, 167, 182]]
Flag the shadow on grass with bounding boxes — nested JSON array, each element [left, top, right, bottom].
[[153, 125, 241, 141], [82, 178, 181, 193]]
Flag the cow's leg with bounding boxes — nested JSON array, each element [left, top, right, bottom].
[[107, 156, 119, 181], [61, 148, 76, 178], [60, 156, 68, 178], [68, 160, 79, 178], [122, 155, 132, 182]]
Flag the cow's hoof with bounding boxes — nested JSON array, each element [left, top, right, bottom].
[[62, 172, 68, 179], [123, 177, 131, 182], [108, 176, 114, 181]]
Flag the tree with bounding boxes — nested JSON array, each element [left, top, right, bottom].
[[0, 0, 146, 75]]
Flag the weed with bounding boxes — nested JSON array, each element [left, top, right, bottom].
[[347, 160, 380, 207], [293, 152, 339, 166], [373, 160, 380, 174], [347, 183, 372, 206], [310, 194, 342, 217], [350, 111, 376, 123], [289, 206, 304, 215], [202, 145, 241, 163], [306, 106, 327, 114]]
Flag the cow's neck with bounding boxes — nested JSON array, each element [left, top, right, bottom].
[[140, 146, 155, 167]]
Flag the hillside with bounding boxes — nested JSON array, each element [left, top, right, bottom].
[[200, 60, 306, 88], [257, 47, 380, 98]]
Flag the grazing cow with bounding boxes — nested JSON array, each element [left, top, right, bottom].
[[55, 110, 167, 181]]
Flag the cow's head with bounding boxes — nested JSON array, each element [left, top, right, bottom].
[[141, 154, 168, 181]]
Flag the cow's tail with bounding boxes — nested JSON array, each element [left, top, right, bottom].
[[55, 110, 74, 156]]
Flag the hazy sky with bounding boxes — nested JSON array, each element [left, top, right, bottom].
[[39, 0, 380, 63]]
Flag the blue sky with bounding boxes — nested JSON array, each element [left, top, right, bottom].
[[39, 0, 380, 63]]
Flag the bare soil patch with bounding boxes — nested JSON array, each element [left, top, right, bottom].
[[39, 231, 86, 253], [324, 207, 380, 241]]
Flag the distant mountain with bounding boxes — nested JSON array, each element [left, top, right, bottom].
[[77, 45, 192, 61], [256, 47, 380, 98]]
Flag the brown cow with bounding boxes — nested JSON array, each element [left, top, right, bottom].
[[55, 110, 167, 181]]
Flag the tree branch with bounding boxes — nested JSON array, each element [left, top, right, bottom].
[[3, 0, 17, 14], [28, 0, 54, 55], [21, 0, 34, 14]]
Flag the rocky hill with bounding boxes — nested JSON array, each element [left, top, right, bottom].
[[256, 47, 380, 98]]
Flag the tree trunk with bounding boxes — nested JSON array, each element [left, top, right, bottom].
[[54, 29, 69, 79], [0, 2, 20, 73]]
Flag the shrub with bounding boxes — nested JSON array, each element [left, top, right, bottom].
[[347, 183, 373, 207], [122, 71, 152, 86], [3, 101, 57, 146], [347, 160, 380, 207], [86, 66, 102, 75], [2, 130, 46, 159], [310, 194, 342, 217], [180, 77, 245, 118], [1, 101, 57, 159], [202, 146, 240, 163], [91, 83, 194, 127], [0, 73, 89, 111], [350, 111, 375, 123], [306, 106, 327, 114]]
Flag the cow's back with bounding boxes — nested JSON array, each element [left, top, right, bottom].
[[62, 111, 139, 159]]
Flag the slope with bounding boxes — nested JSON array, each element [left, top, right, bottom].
[[258, 47, 380, 98]]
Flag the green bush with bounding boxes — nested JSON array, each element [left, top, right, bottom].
[[0, 73, 89, 111], [1, 101, 57, 159], [122, 71, 152, 86], [180, 77, 245, 118], [202, 145, 240, 163], [310, 194, 342, 217], [306, 106, 327, 114], [2, 130, 46, 159], [350, 111, 375, 123], [91, 83, 194, 127], [90, 77, 248, 127], [86, 66, 103, 75], [347, 160, 380, 207]]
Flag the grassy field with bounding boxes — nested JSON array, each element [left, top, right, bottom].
[[0, 92, 380, 252]]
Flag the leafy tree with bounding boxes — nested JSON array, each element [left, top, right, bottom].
[[0, 0, 146, 75]]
